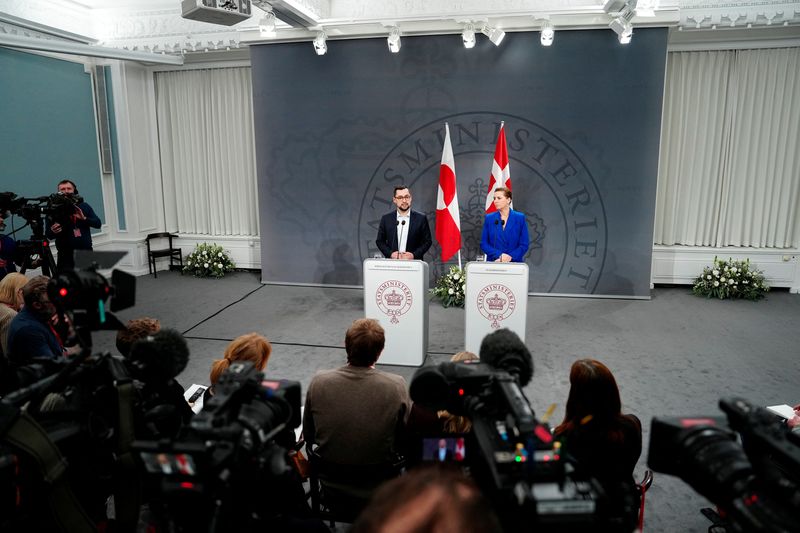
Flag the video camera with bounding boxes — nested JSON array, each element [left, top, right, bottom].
[[133, 361, 303, 532], [0, 253, 151, 532], [0, 191, 84, 226], [648, 397, 800, 532], [410, 332, 638, 532]]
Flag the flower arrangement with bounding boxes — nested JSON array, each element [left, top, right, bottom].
[[692, 256, 769, 300], [183, 243, 236, 278], [430, 266, 466, 308]]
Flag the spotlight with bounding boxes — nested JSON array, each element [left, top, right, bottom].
[[462, 23, 476, 48], [258, 10, 276, 37], [481, 25, 505, 46], [540, 20, 554, 46], [387, 26, 401, 53], [313, 31, 327, 55], [609, 7, 636, 44]]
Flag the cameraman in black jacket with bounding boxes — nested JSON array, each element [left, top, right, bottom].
[[45, 179, 101, 272]]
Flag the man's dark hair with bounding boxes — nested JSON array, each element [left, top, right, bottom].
[[393, 185, 410, 197], [58, 179, 78, 194], [345, 318, 385, 367], [352, 465, 502, 533], [21, 275, 50, 308], [116, 317, 162, 357]]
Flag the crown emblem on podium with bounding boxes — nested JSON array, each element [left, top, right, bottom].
[[384, 289, 403, 307], [486, 293, 506, 310]]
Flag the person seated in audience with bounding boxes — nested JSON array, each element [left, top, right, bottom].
[[0, 273, 28, 395], [187, 332, 272, 413], [7, 276, 63, 364], [438, 351, 478, 433], [303, 318, 410, 465], [116, 316, 161, 357], [351, 465, 501, 533], [0, 272, 27, 356], [554, 358, 642, 484]]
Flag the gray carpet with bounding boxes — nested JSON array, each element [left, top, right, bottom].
[[90, 271, 800, 532]]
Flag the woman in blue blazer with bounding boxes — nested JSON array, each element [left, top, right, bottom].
[[480, 187, 530, 262]]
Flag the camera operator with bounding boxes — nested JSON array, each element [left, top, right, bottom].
[[45, 179, 101, 272]]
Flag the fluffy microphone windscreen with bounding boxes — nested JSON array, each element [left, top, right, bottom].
[[479, 328, 534, 386], [129, 328, 190, 381]]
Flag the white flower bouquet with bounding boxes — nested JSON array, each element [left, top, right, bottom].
[[692, 256, 768, 300], [430, 266, 466, 308], [183, 243, 236, 278]]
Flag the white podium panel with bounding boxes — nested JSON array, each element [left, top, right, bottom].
[[465, 261, 529, 354], [363, 259, 429, 366]]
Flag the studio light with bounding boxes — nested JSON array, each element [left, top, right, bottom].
[[609, 3, 636, 44], [462, 23, 476, 48], [258, 10, 277, 37], [481, 25, 505, 46], [313, 31, 327, 55], [540, 20, 555, 46], [387, 26, 401, 53]]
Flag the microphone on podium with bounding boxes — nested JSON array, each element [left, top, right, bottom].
[[397, 219, 407, 259]]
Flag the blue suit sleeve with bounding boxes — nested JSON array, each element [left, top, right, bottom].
[[510, 213, 530, 262], [480, 215, 502, 261]]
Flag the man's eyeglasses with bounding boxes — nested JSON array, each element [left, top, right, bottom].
[[394, 195, 411, 200]]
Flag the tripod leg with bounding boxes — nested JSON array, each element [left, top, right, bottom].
[[43, 246, 57, 277]]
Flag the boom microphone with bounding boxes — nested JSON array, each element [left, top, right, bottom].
[[127, 328, 190, 383], [479, 328, 533, 386]]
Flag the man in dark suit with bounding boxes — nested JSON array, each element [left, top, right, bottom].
[[376, 185, 432, 260]]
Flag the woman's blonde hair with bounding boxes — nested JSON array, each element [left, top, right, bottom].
[[209, 333, 272, 385], [437, 351, 479, 433], [0, 273, 28, 309]]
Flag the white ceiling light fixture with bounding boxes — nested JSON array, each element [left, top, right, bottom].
[[258, 9, 277, 37], [609, 0, 637, 44], [481, 24, 505, 46], [462, 23, 476, 49], [387, 26, 401, 53], [313, 30, 327, 55], [540, 20, 555, 46]]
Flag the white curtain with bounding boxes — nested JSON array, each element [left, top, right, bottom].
[[155, 67, 259, 236], [654, 47, 800, 248]]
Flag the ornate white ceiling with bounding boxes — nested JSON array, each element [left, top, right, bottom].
[[1, 0, 798, 63]]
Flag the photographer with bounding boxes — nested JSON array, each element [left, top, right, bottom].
[[45, 179, 101, 272]]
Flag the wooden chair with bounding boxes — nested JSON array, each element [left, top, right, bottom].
[[145, 232, 182, 278]]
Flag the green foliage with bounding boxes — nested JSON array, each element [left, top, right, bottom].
[[183, 243, 236, 278], [692, 256, 769, 301], [430, 266, 466, 308]]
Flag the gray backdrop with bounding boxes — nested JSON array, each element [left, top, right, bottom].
[[251, 29, 668, 297]]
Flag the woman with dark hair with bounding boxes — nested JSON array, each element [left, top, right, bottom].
[[554, 359, 642, 484]]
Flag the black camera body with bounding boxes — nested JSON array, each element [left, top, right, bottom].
[[133, 362, 303, 532], [648, 397, 800, 532], [410, 361, 638, 532]]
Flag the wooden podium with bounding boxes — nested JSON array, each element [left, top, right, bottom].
[[363, 258, 429, 366], [464, 261, 529, 354]]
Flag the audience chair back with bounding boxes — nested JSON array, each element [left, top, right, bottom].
[[145, 233, 183, 278], [307, 445, 404, 525]]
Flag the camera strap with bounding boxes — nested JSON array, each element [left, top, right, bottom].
[[112, 377, 140, 531], [3, 408, 95, 532]]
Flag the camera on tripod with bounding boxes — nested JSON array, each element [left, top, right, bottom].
[[648, 397, 800, 532], [0, 191, 85, 276]]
